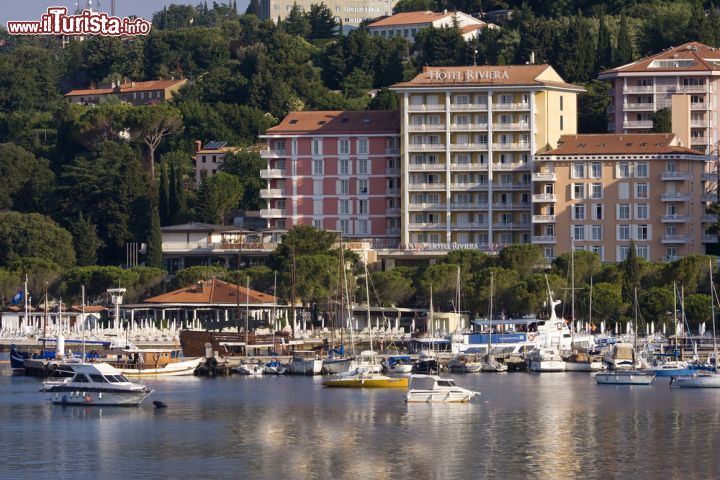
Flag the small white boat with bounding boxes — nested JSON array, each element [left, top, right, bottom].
[[671, 373, 720, 388], [528, 347, 566, 372], [406, 375, 479, 403], [604, 343, 641, 370], [263, 360, 288, 375], [288, 351, 323, 375], [42, 362, 152, 406], [108, 348, 202, 377], [596, 370, 655, 385], [382, 355, 414, 374], [355, 351, 383, 374], [482, 356, 508, 373], [237, 363, 264, 376]]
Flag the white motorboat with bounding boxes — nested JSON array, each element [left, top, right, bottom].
[[405, 375, 480, 403], [528, 347, 566, 372], [264, 360, 288, 375], [382, 355, 414, 373], [41, 362, 152, 406], [237, 363, 264, 376], [604, 343, 641, 370], [288, 350, 323, 375], [596, 370, 655, 385], [354, 350, 383, 374], [482, 356, 508, 373], [671, 373, 720, 388], [107, 348, 202, 377]]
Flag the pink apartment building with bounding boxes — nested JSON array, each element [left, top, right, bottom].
[[259, 111, 401, 245], [600, 42, 720, 154]]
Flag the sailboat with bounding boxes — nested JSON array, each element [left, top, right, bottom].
[[596, 288, 655, 385], [645, 282, 693, 376], [671, 260, 720, 388], [528, 277, 566, 372], [565, 267, 604, 372], [482, 272, 508, 372], [412, 284, 440, 374], [322, 243, 358, 374]]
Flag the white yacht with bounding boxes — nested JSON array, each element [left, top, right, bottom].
[[288, 350, 323, 375], [381, 355, 414, 373], [596, 370, 655, 385], [671, 373, 720, 388], [528, 346, 566, 372], [406, 375, 479, 403], [237, 363, 264, 376], [41, 362, 152, 406]]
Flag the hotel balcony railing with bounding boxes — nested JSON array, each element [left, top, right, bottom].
[[532, 172, 557, 181], [676, 85, 707, 93], [661, 214, 691, 223], [661, 192, 691, 201], [450, 222, 489, 230], [703, 234, 719, 243], [623, 86, 654, 94], [260, 149, 286, 159], [661, 171, 693, 181], [494, 183, 532, 191], [493, 102, 530, 111], [450, 202, 489, 210], [691, 136, 707, 144], [260, 208, 287, 218], [450, 182, 489, 191], [493, 202, 530, 210], [531, 235, 557, 244], [492, 142, 531, 151], [494, 162, 530, 171], [492, 122, 530, 131], [407, 143, 445, 151], [493, 222, 531, 230], [385, 147, 400, 155], [385, 167, 400, 175], [259, 168, 285, 179], [702, 214, 719, 223], [662, 235, 690, 244], [451, 123, 488, 131], [532, 215, 557, 223], [260, 188, 287, 198], [409, 222, 446, 230], [532, 193, 557, 202], [386, 207, 401, 215], [408, 163, 446, 171], [408, 104, 445, 112], [691, 120, 709, 128], [407, 124, 446, 133], [450, 143, 489, 151], [624, 103, 654, 111], [623, 120, 653, 129], [450, 103, 488, 111], [409, 183, 445, 191], [450, 162, 483, 171], [409, 202, 445, 211], [691, 103, 708, 110]]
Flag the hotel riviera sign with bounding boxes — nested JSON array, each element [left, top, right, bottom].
[[426, 70, 510, 81]]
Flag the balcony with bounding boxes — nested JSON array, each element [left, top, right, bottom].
[[623, 120, 653, 129], [408, 163, 446, 172], [532, 215, 557, 223], [386, 188, 400, 195], [408, 104, 445, 112], [260, 208, 287, 218], [623, 86, 654, 94], [385, 147, 400, 155], [260, 168, 285, 179], [703, 214, 719, 223], [494, 222, 531, 230], [691, 120, 709, 128], [494, 183, 532, 191], [450, 222, 489, 230], [492, 143, 531, 151], [450, 162, 484, 171], [407, 124, 446, 133], [450, 143, 488, 151], [703, 193, 719, 202], [661, 192, 690, 201], [661, 171, 692, 181], [676, 85, 707, 93], [385, 167, 400, 175], [409, 222, 446, 230], [386, 207, 401, 215], [532, 235, 557, 244], [703, 234, 719, 243], [387, 228, 400, 235], [260, 149, 286, 159], [691, 136, 708, 144], [493, 202, 530, 210], [409, 203, 444, 211], [450, 202, 489, 210], [260, 188, 287, 198], [494, 102, 530, 111], [492, 122, 531, 131], [451, 123, 488, 131], [702, 172, 717, 181], [532, 172, 557, 181], [662, 235, 690, 244], [409, 183, 445, 191], [407, 143, 445, 152], [661, 214, 691, 223], [692, 103, 708, 110], [450, 103, 488, 111], [494, 162, 530, 171], [625, 103, 654, 111], [450, 182, 489, 191], [532, 193, 557, 202]]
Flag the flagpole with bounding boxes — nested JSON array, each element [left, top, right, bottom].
[[24, 275, 28, 335]]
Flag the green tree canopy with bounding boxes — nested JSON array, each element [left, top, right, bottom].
[[0, 212, 75, 268], [197, 172, 243, 224]]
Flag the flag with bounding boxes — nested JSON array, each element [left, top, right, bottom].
[[10, 290, 23, 305]]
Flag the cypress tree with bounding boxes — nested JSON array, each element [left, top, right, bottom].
[[168, 162, 177, 224], [71, 213, 102, 266], [621, 242, 640, 304], [614, 15, 633, 66], [246, 0, 261, 16], [158, 162, 169, 225], [174, 163, 188, 224], [146, 206, 163, 269], [596, 14, 612, 72]]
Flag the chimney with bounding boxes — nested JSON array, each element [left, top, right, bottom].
[[195, 140, 202, 152], [444, 9, 447, 14], [530, 51, 535, 65], [131, 81, 136, 88]]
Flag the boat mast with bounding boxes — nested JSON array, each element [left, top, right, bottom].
[[81, 285, 86, 361], [291, 246, 296, 338], [710, 259, 718, 365], [342, 245, 355, 356], [272, 271, 277, 348], [673, 282, 678, 348], [455, 265, 461, 315], [23, 275, 28, 338], [633, 287, 639, 366], [488, 271, 493, 356], [588, 277, 593, 333], [364, 261, 372, 352], [43, 281, 48, 353], [245, 276, 250, 354], [571, 237, 575, 327]]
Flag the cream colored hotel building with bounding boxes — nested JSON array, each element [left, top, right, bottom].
[[390, 65, 584, 250]]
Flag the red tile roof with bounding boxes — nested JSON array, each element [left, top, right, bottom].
[[144, 278, 277, 305], [265, 111, 400, 135], [65, 79, 187, 97], [539, 134, 703, 156], [599, 42, 720, 76], [368, 11, 452, 27]]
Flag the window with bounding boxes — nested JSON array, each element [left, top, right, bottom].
[[312, 138, 322, 155], [560, 116, 564, 130], [560, 96, 564, 111], [636, 204, 649, 220], [358, 159, 368, 175], [202, 155, 207, 163], [591, 225, 603, 241], [572, 163, 585, 179], [635, 162, 648, 178], [635, 183, 649, 199], [339, 159, 350, 175], [358, 179, 368, 195], [572, 183, 585, 199], [572, 204, 586, 220], [590, 245, 603, 259], [358, 219, 368, 234], [313, 219, 322, 229], [573, 225, 585, 240], [358, 138, 368, 155], [637, 245, 649, 260], [619, 204, 631, 219], [339, 180, 349, 195], [590, 162, 601, 179], [618, 225, 631, 240], [339, 139, 350, 155], [358, 199, 368, 215], [312, 159, 323, 175], [618, 245, 630, 261], [313, 200, 323, 215], [590, 183, 603, 199], [592, 204, 604, 220], [666, 247, 677, 259], [636, 224, 649, 241], [339, 199, 350, 215], [618, 182, 629, 200], [340, 219, 350, 234], [313, 180, 323, 195], [617, 162, 631, 178]]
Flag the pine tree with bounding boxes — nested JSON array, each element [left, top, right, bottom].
[[596, 14, 612, 72], [614, 15, 633, 66], [146, 206, 163, 269], [233, 0, 238, 14], [71, 213, 102, 266], [246, 0, 261, 16], [158, 162, 169, 225], [621, 242, 640, 304]]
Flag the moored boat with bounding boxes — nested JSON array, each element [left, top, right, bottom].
[[564, 352, 605, 372], [528, 347, 566, 372], [596, 370, 655, 385], [670, 372, 720, 388], [288, 350, 323, 375], [107, 348, 202, 377], [448, 354, 483, 373], [412, 350, 440, 374], [382, 355, 414, 373], [322, 371, 409, 388], [264, 359, 288, 375], [405, 375, 479, 403], [237, 363, 264, 376]]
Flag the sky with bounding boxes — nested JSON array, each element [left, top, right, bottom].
[[0, 0, 251, 25]]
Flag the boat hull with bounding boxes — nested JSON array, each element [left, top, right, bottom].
[[596, 372, 655, 385], [322, 358, 355, 374], [529, 360, 566, 372], [671, 375, 720, 388], [46, 388, 151, 406], [412, 360, 440, 374], [648, 367, 694, 377], [288, 359, 323, 375], [323, 376, 408, 388], [383, 364, 413, 374], [565, 361, 604, 372], [406, 389, 478, 403], [114, 358, 202, 377]]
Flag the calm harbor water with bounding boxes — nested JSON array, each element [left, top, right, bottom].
[[2, 356, 720, 479]]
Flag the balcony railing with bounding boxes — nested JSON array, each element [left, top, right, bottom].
[[661, 214, 691, 223], [492, 122, 531, 131], [691, 120, 709, 128], [702, 172, 717, 181], [532, 193, 557, 202], [260, 188, 287, 198], [623, 86, 654, 93], [703, 234, 719, 243], [407, 124, 446, 132], [494, 102, 530, 111], [450, 103, 488, 111], [408, 104, 445, 112], [691, 103, 707, 110], [409, 222, 446, 230], [623, 120, 653, 129], [450, 202, 489, 210], [260, 149, 286, 159], [493, 202, 530, 210], [532, 215, 557, 223], [385, 167, 400, 175], [493, 162, 530, 171], [409, 202, 444, 211], [492, 143, 531, 151], [532, 172, 557, 181], [662, 235, 690, 243], [409, 183, 445, 191], [385, 147, 400, 155], [408, 163, 446, 171], [451, 123, 488, 131], [450, 222, 489, 230], [493, 222, 531, 230], [661, 192, 691, 201], [661, 171, 692, 181], [703, 193, 719, 202], [676, 85, 707, 93], [259, 169, 285, 179], [531, 235, 557, 244], [450, 143, 489, 151], [407, 143, 446, 151], [691, 136, 707, 144], [386, 188, 400, 195], [450, 182, 489, 191], [260, 208, 287, 218], [494, 183, 532, 191], [386, 207, 401, 215], [450, 162, 484, 171], [702, 214, 719, 223], [624, 103, 654, 111]]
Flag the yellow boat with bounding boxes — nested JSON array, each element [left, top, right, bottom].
[[322, 373, 409, 388]]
